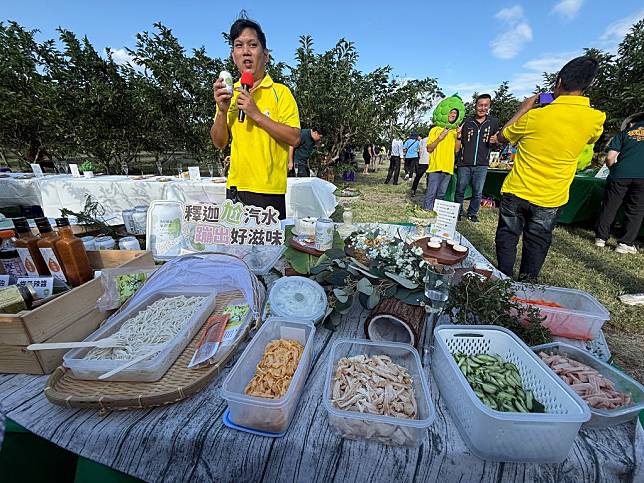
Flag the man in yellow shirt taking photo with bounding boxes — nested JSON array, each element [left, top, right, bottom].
[[211, 14, 301, 220], [496, 56, 606, 279]]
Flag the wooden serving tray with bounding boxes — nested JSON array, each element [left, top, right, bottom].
[[289, 237, 324, 256], [411, 237, 469, 265], [44, 291, 257, 411]]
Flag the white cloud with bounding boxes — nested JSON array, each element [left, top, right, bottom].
[[522, 52, 578, 73], [496, 5, 524, 23], [490, 6, 533, 59], [551, 0, 584, 20], [108, 48, 138, 67], [597, 9, 644, 52]]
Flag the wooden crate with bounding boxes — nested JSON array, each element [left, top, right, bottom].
[[0, 250, 155, 374]]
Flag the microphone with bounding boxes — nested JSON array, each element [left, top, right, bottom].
[[238, 71, 254, 122]]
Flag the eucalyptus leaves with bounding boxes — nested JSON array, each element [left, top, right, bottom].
[[310, 230, 428, 328]]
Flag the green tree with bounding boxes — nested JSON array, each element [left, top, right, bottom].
[[0, 22, 58, 167], [490, 81, 521, 126]]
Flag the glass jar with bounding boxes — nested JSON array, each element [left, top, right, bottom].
[[95, 236, 115, 250]]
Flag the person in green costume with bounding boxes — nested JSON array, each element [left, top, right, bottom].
[[422, 95, 465, 209]]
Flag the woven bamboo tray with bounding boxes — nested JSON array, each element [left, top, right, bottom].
[[45, 291, 257, 411]]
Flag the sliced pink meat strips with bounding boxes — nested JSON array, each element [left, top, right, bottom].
[[539, 352, 631, 410]]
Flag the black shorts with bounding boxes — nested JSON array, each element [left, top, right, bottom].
[[226, 188, 287, 220], [364, 156, 371, 165]]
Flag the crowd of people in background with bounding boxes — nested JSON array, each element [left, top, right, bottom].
[[207, 12, 639, 282], [375, 55, 640, 278]]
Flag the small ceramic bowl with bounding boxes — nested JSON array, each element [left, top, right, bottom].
[[427, 241, 441, 250], [452, 244, 467, 253]]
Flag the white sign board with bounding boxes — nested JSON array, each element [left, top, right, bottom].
[[69, 164, 81, 177], [188, 166, 201, 181], [30, 164, 44, 177], [430, 200, 460, 239], [17, 276, 54, 299]]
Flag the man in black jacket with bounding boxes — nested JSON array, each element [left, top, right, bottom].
[[455, 94, 500, 222]]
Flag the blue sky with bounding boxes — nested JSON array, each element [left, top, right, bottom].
[[2, 1, 643, 99]]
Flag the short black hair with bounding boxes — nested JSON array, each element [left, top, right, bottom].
[[311, 127, 323, 135], [476, 94, 492, 104], [229, 13, 267, 49], [556, 56, 598, 92], [629, 112, 644, 125]]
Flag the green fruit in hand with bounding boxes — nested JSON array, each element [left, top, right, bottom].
[[432, 94, 465, 128]]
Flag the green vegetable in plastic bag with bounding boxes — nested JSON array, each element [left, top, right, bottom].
[[116, 272, 149, 305]]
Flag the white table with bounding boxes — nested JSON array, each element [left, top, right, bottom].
[[164, 177, 338, 218], [0, 230, 640, 483], [37, 175, 167, 219], [31, 175, 337, 220], [0, 173, 49, 207]]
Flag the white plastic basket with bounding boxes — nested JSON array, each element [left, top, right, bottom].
[[432, 325, 590, 463]]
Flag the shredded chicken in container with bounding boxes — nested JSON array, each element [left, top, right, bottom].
[[539, 352, 631, 410], [331, 354, 417, 419]]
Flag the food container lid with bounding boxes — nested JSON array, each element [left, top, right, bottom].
[[268, 276, 328, 323]]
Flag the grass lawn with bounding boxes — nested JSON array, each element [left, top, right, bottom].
[[342, 160, 644, 382]]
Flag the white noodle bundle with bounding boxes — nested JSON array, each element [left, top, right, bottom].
[[85, 295, 205, 361]]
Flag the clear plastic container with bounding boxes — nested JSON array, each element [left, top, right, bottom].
[[209, 244, 286, 276], [532, 342, 644, 428], [432, 325, 590, 463], [268, 276, 328, 323], [513, 283, 609, 340], [322, 338, 435, 447], [63, 290, 217, 382], [221, 317, 315, 433]]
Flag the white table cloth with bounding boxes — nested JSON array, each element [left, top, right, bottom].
[[37, 175, 167, 219], [164, 177, 338, 218], [0, 173, 52, 207], [29, 175, 336, 220]]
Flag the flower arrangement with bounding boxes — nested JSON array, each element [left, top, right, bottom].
[[310, 229, 428, 328]]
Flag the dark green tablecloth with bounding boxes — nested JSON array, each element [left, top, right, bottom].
[[482, 169, 644, 236]]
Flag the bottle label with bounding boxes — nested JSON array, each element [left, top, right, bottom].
[[0, 256, 27, 277], [16, 248, 39, 276], [39, 248, 68, 282]]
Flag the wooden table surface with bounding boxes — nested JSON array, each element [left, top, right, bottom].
[[0, 232, 642, 482]]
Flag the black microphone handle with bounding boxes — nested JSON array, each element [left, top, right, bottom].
[[238, 84, 250, 122]]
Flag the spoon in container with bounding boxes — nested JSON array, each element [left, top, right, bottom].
[[27, 336, 126, 351]]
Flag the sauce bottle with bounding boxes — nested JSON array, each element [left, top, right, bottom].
[[12, 217, 50, 276], [35, 217, 68, 283], [54, 218, 93, 287], [0, 229, 27, 276]]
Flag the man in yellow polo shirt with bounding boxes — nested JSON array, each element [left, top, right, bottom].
[[211, 16, 300, 219], [496, 56, 605, 279]]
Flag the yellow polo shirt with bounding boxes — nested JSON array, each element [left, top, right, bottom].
[[426, 126, 458, 175], [218, 74, 300, 194], [501, 96, 605, 207]]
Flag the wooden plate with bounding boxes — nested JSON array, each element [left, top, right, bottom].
[[411, 237, 468, 265], [289, 237, 324, 256]]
